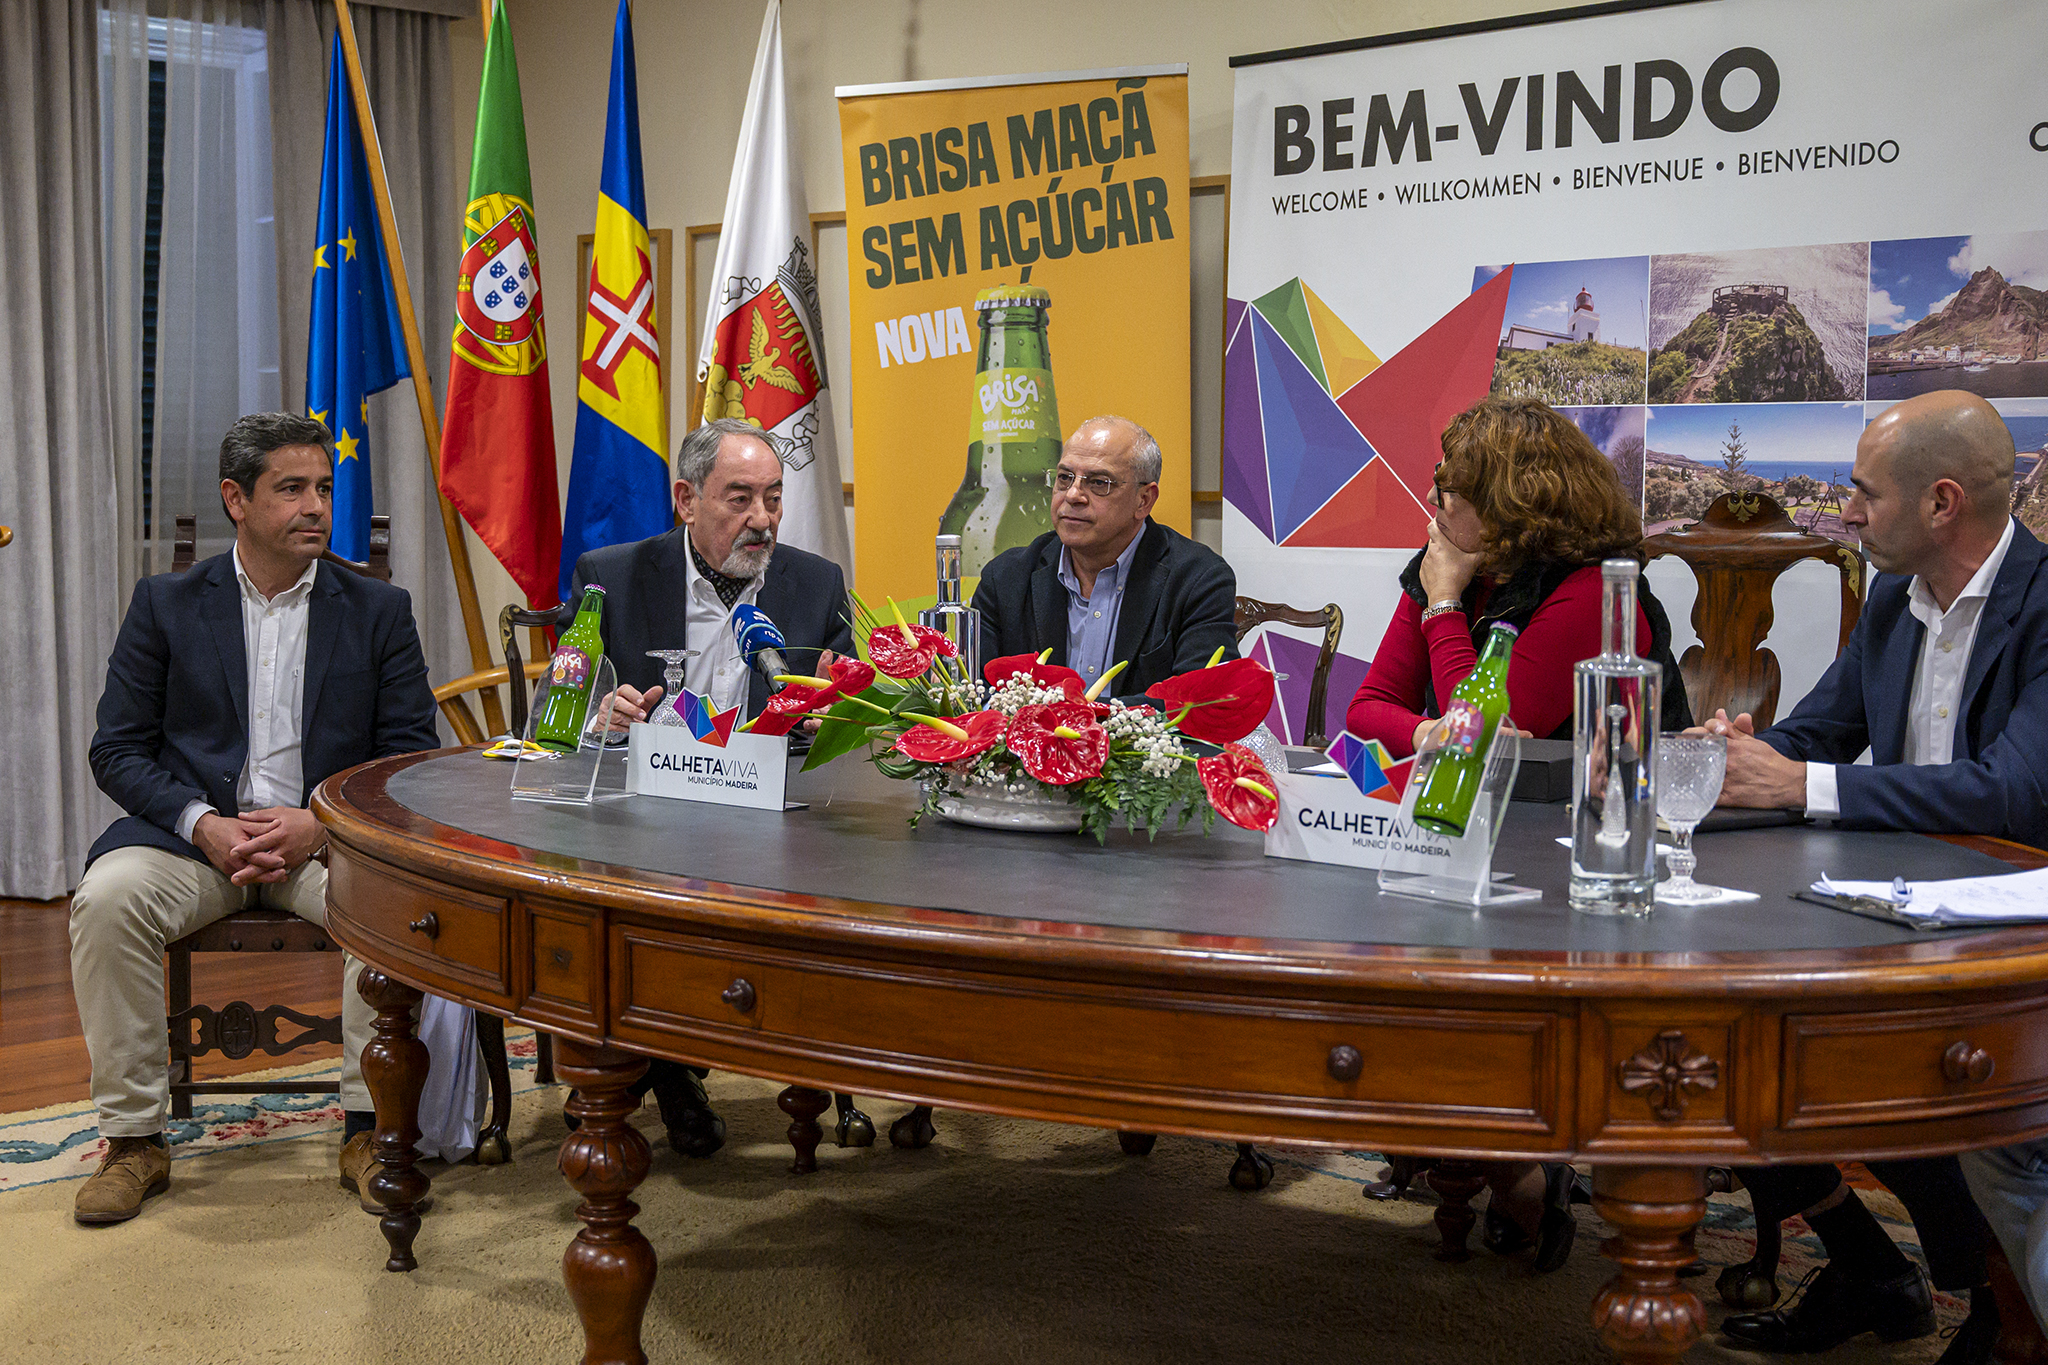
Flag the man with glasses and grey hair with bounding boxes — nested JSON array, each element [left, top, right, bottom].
[[972, 415, 1238, 701], [559, 416, 853, 1160]]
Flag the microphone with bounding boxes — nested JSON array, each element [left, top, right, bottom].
[[730, 603, 790, 692]]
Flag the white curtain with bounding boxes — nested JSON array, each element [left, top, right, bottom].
[[0, 0, 125, 899]]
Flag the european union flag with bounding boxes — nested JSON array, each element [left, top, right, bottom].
[[307, 30, 409, 563]]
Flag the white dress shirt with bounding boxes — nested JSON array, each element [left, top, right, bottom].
[[177, 549, 319, 843], [1805, 518, 2014, 817], [681, 546, 764, 717]]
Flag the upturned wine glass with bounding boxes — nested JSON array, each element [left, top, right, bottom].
[[644, 650, 698, 727], [1655, 733, 1727, 902]]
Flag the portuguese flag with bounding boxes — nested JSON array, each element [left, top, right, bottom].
[[437, 0, 561, 608]]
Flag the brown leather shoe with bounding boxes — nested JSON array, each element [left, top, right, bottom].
[[74, 1136, 171, 1225], [337, 1132, 433, 1216]]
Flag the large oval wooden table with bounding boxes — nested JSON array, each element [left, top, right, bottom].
[[315, 748, 2048, 1365]]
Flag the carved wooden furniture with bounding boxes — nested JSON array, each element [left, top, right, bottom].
[[1645, 491, 1864, 726], [171, 511, 391, 582], [316, 750, 2048, 1365], [1233, 596, 1344, 748]]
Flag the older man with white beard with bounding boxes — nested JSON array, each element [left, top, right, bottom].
[[558, 417, 855, 1161], [564, 416, 855, 728]]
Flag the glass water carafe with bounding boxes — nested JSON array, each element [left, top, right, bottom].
[[1569, 559, 1661, 916], [919, 533, 984, 688]]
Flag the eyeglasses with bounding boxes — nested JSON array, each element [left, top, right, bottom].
[[1048, 469, 1141, 496]]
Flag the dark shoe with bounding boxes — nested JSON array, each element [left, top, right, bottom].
[[1531, 1163, 1577, 1273], [1722, 1262, 1935, 1351], [74, 1136, 170, 1225], [1483, 1204, 1533, 1255], [646, 1063, 725, 1159], [1932, 1299, 1999, 1365]]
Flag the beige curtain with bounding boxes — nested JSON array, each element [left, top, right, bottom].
[[0, 0, 126, 898]]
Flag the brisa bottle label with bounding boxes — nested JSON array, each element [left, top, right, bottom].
[[1438, 700, 1486, 757], [548, 647, 591, 691]]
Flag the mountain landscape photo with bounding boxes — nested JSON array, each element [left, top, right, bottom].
[[1870, 232, 2048, 400], [1649, 244, 1868, 404]]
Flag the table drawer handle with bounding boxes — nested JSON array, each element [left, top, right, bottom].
[[1327, 1044, 1363, 1082], [1943, 1041, 1996, 1084], [721, 978, 756, 1013], [408, 913, 439, 940]]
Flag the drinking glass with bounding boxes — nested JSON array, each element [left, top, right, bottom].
[[1655, 733, 1727, 902], [644, 650, 698, 727]]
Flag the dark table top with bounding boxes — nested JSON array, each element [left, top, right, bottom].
[[376, 750, 2025, 957]]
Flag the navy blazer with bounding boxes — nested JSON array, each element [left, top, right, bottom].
[[1761, 519, 2048, 845], [86, 552, 441, 867], [969, 519, 1239, 702], [564, 529, 855, 716]]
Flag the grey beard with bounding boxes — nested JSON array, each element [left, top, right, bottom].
[[720, 536, 774, 579]]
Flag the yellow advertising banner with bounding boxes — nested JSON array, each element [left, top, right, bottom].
[[836, 65, 1191, 606]]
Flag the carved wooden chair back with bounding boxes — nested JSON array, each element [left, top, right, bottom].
[[1645, 491, 1864, 727], [172, 511, 392, 581], [434, 660, 548, 746], [1233, 596, 1344, 749]]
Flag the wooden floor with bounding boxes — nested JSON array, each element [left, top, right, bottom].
[[0, 897, 342, 1114]]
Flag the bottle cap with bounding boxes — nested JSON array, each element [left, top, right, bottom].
[[1601, 557, 1640, 578], [935, 534, 961, 548], [583, 583, 605, 595], [1488, 620, 1520, 637], [975, 284, 1052, 309]]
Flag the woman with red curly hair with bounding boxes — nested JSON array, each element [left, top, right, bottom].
[[1346, 396, 1692, 755]]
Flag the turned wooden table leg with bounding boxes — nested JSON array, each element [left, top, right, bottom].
[[779, 1085, 829, 1174], [1590, 1165, 1708, 1364], [556, 1041, 656, 1365], [1427, 1158, 1488, 1262], [358, 969, 429, 1273]]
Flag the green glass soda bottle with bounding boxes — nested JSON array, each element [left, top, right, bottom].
[[1411, 622, 1519, 838], [937, 284, 1060, 576], [534, 585, 606, 752]]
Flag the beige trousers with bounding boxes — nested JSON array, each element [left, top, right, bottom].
[[68, 845, 373, 1136]]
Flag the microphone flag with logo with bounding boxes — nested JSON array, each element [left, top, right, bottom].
[[696, 0, 852, 577], [437, 0, 562, 609], [559, 0, 669, 601], [306, 30, 408, 563]]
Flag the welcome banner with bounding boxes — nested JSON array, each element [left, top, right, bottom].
[[1226, 0, 2048, 741], [838, 66, 1191, 605]]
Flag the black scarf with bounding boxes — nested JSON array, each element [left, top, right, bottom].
[[1398, 549, 1694, 735], [690, 540, 755, 613]]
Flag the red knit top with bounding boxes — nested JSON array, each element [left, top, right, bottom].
[[1344, 564, 1653, 757]]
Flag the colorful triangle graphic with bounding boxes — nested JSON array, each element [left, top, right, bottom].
[[1325, 731, 1414, 803], [1250, 308, 1380, 543], [1252, 278, 1328, 391], [683, 690, 740, 747], [1302, 282, 1380, 397]]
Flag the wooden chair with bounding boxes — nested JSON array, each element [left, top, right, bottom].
[[1233, 596, 1344, 748], [164, 515, 533, 1157], [1645, 491, 1864, 727]]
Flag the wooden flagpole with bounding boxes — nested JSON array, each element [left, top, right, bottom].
[[332, 0, 505, 734]]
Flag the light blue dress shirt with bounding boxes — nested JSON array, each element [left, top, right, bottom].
[[1057, 527, 1145, 684]]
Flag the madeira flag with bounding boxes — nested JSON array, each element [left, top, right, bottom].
[[306, 31, 407, 564], [438, 0, 561, 609], [558, 0, 668, 601]]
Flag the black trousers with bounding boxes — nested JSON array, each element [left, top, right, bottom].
[[1739, 1156, 1992, 1290]]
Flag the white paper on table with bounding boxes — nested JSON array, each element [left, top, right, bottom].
[[1814, 867, 2048, 923]]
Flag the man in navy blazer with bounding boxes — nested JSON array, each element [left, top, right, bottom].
[[1708, 390, 2037, 1361], [560, 416, 853, 1160], [971, 416, 1238, 704], [69, 413, 439, 1225], [1712, 389, 2048, 844]]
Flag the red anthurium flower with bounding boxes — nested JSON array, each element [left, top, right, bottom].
[[825, 655, 877, 696], [1197, 743, 1281, 832], [891, 710, 1006, 763], [749, 682, 838, 737], [1145, 658, 1276, 745], [1006, 702, 1110, 785], [867, 623, 959, 679], [983, 652, 1087, 700]]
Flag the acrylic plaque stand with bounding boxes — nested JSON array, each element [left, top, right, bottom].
[[1377, 716, 1541, 907], [510, 657, 630, 806]]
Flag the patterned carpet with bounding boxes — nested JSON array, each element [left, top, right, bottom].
[[0, 1033, 1964, 1364]]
